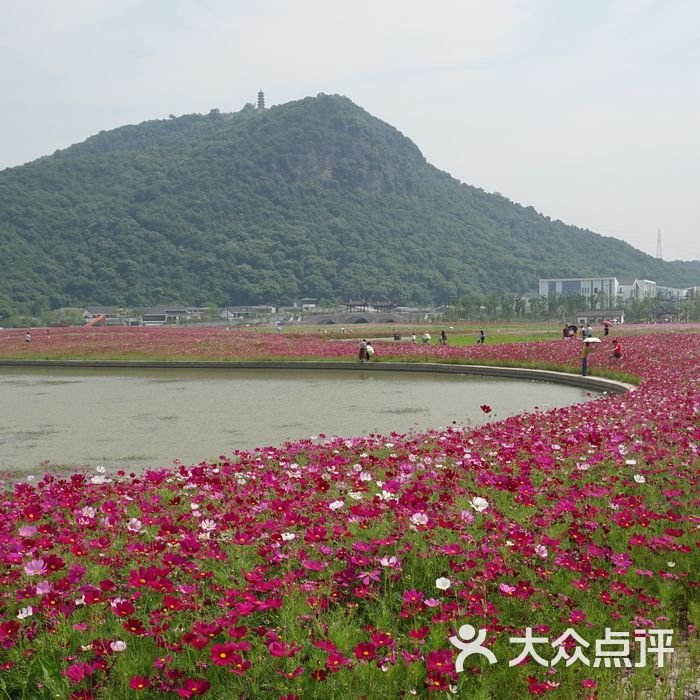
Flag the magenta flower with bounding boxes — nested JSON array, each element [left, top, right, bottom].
[[62, 662, 96, 686], [174, 678, 211, 697], [129, 676, 151, 690]]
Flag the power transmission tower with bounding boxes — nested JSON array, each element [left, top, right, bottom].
[[656, 229, 662, 260]]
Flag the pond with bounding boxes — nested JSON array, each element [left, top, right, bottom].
[[0, 366, 599, 473]]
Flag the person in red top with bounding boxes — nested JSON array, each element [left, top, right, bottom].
[[613, 339, 622, 359]]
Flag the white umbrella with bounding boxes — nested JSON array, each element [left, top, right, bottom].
[[583, 337, 601, 343]]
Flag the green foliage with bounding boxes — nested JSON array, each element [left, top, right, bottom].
[[1, 94, 699, 314]]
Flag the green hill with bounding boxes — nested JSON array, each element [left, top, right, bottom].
[[0, 94, 698, 315]]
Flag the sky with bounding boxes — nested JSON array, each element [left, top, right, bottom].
[[1, 0, 698, 261]]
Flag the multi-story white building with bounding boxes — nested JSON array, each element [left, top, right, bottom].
[[655, 285, 688, 301], [538, 277, 619, 302], [539, 276, 695, 305]]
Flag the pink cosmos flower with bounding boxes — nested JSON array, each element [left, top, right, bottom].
[[23, 559, 47, 576]]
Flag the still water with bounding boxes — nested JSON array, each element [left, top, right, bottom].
[[0, 366, 596, 472]]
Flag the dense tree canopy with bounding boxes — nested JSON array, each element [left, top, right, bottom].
[[1, 94, 698, 314]]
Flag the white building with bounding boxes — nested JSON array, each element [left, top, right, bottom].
[[539, 276, 667, 304], [538, 277, 619, 302], [656, 285, 688, 301]]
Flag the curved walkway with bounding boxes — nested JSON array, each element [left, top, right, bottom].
[[0, 359, 634, 394]]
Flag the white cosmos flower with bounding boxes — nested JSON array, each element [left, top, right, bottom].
[[126, 518, 142, 532], [199, 519, 216, 532], [469, 497, 489, 512], [17, 606, 33, 619], [534, 545, 548, 559], [435, 577, 452, 591], [329, 500, 344, 511], [281, 532, 296, 541], [633, 474, 646, 483], [110, 640, 127, 652], [410, 513, 429, 526]]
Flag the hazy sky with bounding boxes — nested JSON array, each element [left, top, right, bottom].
[[2, 0, 698, 260]]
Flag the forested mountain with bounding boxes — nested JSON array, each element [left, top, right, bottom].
[[1, 94, 698, 315]]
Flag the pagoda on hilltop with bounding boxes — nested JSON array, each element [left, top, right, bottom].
[[257, 90, 265, 110]]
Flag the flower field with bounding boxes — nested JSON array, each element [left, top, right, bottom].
[[0, 327, 698, 698]]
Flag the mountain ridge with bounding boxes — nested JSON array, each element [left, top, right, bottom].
[[0, 93, 697, 315]]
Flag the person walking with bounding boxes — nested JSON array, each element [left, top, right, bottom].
[[439, 330, 447, 345], [365, 342, 375, 361], [477, 330, 485, 345], [422, 332, 431, 344], [24, 331, 31, 343], [613, 339, 622, 359]]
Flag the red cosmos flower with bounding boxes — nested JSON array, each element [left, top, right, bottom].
[[480, 404, 492, 413], [210, 642, 244, 666], [123, 618, 146, 635], [275, 667, 304, 680], [227, 656, 251, 676], [128, 566, 169, 589], [62, 662, 97, 686], [192, 621, 222, 639], [370, 631, 395, 649], [268, 640, 302, 657], [527, 676, 560, 695], [426, 649, 455, 675], [409, 627, 430, 640], [425, 672, 450, 691], [354, 642, 377, 662], [70, 692, 95, 700], [43, 554, 66, 573], [129, 676, 151, 690], [174, 678, 211, 697], [111, 599, 134, 617], [402, 589, 424, 605], [0, 620, 20, 648], [182, 632, 210, 650], [325, 652, 352, 671]]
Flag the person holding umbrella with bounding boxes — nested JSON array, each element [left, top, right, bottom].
[[581, 337, 601, 376]]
